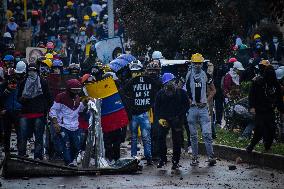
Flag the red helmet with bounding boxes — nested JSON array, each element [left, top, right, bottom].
[[46, 42, 55, 49], [228, 57, 237, 63]]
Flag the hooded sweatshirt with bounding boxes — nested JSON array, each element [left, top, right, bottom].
[[49, 79, 85, 131]]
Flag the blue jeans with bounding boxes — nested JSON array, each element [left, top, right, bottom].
[[49, 123, 64, 158], [187, 106, 214, 158], [130, 112, 152, 159], [18, 116, 45, 159], [241, 122, 255, 138], [60, 127, 80, 165]]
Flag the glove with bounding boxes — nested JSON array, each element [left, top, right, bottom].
[[53, 123, 61, 134], [159, 119, 168, 127]]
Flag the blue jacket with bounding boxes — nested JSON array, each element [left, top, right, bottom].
[[0, 82, 22, 112]]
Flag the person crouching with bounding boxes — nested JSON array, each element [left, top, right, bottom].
[[49, 79, 86, 166]]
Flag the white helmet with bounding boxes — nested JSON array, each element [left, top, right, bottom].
[[103, 14, 108, 20], [129, 60, 143, 71], [3, 32, 12, 38], [69, 17, 76, 22], [152, 51, 163, 60], [233, 61, 245, 71], [15, 61, 27, 74], [275, 67, 284, 80]]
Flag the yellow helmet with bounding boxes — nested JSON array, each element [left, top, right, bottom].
[[92, 11, 98, 17], [43, 59, 52, 68], [259, 60, 270, 66], [83, 15, 90, 21], [103, 65, 112, 72], [67, 1, 73, 7], [45, 53, 53, 59], [191, 53, 204, 63], [254, 34, 261, 40]]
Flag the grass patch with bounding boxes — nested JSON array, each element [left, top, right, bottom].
[[195, 127, 284, 156]]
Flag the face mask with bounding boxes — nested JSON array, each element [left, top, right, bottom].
[[273, 38, 278, 43], [47, 17, 52, 21], [164, 81, 176, 96], [15, 58, 21, 62], [28, 71, 37, 77], [80, 31, 85, 36], [193, 63, 202, 74]]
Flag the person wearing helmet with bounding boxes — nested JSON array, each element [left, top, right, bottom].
[[75, 27, 89, 52], [51, 59, 64, 74], [145, 61, 161, 80], [17, 63, 52, 160], [15, 61, 27, 81], [68, 63, 81, 77], [96, 15, 108, 39], [247, 65, 284, 153], [49, 79, 87, 166], [223, 61, 245, 99], [46, 42, 55, 54], [128, 60, 143, 77], [6, 17, 18, 39], [155, 73, 190, 170], [122, 60, 159, 165], [186, 53, 216, 166], [0, 61, 25, 154], [37, 58, 52, 79], [68, 17, 78, 41], [3, 55, 15, 75]]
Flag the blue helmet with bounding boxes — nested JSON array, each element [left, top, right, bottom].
[[3, 55, 14, 61], [52, 59, 63, 67], [162, 73, 175, 84]]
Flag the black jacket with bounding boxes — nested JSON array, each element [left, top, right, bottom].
[[17, 77, 52, 114], [155, 88, 190, 120], [249, 76, 283, 114]]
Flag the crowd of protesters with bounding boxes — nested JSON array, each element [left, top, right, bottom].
[[0, 0, 284, 171]]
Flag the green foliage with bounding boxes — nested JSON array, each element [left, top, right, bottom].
[[196, 127, 284, 156]]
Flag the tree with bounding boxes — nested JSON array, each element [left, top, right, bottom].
[[115, 0, 282, 62]]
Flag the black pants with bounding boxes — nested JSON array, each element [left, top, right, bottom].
[[151, 116, 159, 159], [103, 128, 122, 161], [183, 116, 191, 147], [214, 91, 224, 125], [3, 111, 20, 153], [158, 119, 183, 164], [249, 112, 275, 150]]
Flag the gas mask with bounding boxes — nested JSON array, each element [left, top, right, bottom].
[[273, 37, 278, 44], [28, 70, 38, 78], [69, 88, 81, 98], [164, 80, 176, 96], [193, 63, 203, 74]]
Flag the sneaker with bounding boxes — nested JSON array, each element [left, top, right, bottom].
[[157, 160, 166, 168], [190, 157, 199, 166], [146, 159, 153, 166], [68, 160, 78, 167], [188, 146, 192, 154], [208, 157, 216, 166], [246, 145, 253, 153], [171, 163, 179, 170], [76, 152, 82, 164]]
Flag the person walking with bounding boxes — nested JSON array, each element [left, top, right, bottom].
[[246, 65, 284, 153], [155, 73, 190, 169], [17, 63, 52, 160]]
